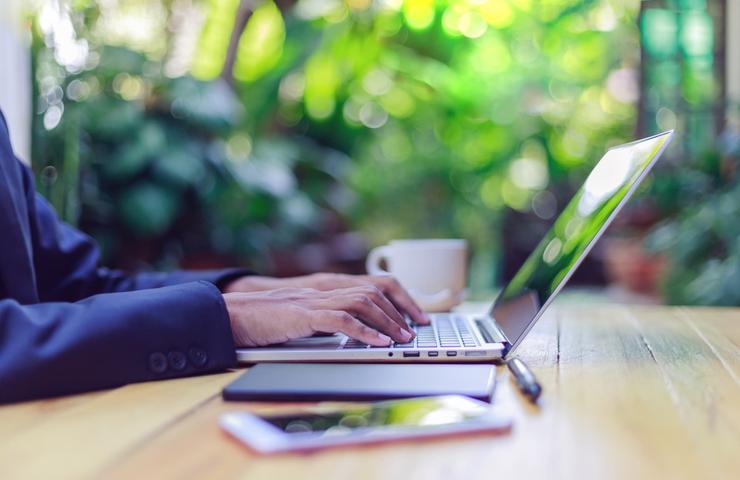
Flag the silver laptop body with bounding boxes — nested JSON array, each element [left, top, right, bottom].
[[237, 131, 674, 364]]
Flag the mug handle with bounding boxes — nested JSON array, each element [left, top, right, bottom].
[[407, 288, 468, 312], [366, 246, 391, 275]]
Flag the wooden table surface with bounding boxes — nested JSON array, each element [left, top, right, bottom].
[[1, 305, 738, 480]]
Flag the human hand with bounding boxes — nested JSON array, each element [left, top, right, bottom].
[[223, 286, 417, 347], [224, 273, 430, 326]]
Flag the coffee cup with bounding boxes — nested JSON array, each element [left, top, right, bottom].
[[365, 239, 468, 312]]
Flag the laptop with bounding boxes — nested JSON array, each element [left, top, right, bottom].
[[237, 131, 674, 364]]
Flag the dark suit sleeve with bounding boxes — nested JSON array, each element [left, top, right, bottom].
[[0, 280, 237, 404], [23, 168, 253, 302]]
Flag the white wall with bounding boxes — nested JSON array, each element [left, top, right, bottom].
[[728, 0, 740, 128], [0, 0, 32, 163]]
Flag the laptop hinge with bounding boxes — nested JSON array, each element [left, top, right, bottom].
[[475, 317, 508, 344]]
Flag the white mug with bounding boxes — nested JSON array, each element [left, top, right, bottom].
[[365, 239, 468, 312]]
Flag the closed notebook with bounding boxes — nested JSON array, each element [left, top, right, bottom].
[[222, 363, 497, 402]]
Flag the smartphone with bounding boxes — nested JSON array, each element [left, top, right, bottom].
[[220, 395, 512, 454]]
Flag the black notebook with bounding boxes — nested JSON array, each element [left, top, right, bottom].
[[222, 363, 497, 402]]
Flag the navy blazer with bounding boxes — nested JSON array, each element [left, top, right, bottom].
[[0, 112, 248, 404]]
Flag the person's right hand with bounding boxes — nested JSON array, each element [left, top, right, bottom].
[[222, 287, 416, 348]]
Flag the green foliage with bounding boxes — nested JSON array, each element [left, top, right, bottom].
[[33, 44, 350, 270], [636, 2, 733, 304], [197, 0, 639, 279], [645, 124, 740, 305], [31, 0, 640, 281]]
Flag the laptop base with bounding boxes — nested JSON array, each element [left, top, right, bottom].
[[236, 313, 507, 364]]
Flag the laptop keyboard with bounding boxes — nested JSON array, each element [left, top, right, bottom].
[[342, 314, 479, 349]]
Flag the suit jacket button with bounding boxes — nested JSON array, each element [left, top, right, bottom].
[[148, 352, 168, 373], [188, 347, 208, 368], [167, 350, 188, 371]]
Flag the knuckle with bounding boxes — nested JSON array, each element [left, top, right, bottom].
[[365, 286, 382, 299], [338, 313, 355, 327], [356, 295, 372, 307]]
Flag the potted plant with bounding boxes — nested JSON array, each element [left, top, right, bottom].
[[643, 122, 740, 305]]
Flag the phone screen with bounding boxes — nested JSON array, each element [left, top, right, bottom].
[[259, 396, 490, 437]]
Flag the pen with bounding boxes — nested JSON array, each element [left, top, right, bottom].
[[506, 357, 542, 403]]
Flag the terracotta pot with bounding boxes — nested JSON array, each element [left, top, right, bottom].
[[602, 234, 667, 296]]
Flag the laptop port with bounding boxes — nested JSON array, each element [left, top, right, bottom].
[[464, 351, 486, 357], [446, 351, 458, 357], [403, 351, 420, 357], [427, 351, 439, 357]]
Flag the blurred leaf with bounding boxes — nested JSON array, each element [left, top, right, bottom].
[[80, 98, 144, 139], [191, 0, 240, 80], [118, 182, 179, 236], [167, 77, 243, 133], [233, 1, 285, 82], [229, 156, 297, 197], [279, 193, 319, 230], [101, 122, 166, 180], [96, 47, 147, 77], [644, 220, 678, 252], [153, 148, 206, 187]]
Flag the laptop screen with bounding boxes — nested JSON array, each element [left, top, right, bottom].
[[491, 131, 673, 351]]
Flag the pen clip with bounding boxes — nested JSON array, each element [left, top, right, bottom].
[[506, 357, 542, 404]]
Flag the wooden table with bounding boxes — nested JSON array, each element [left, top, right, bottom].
[[1, 305, 738, 480]]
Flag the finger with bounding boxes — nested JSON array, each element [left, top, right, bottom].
[[373, 276, 430, 325], [355, 295, 414, 343], [309, 287, 411, 335], [312, 312, 392, 347], [358, 286, 412, 335], [335, 294, 412, 343]]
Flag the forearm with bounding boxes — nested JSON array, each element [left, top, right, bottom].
[[0, 281, 236, 404], [222, 275, 296, 293], [222, 273, 339, 293], [40, 266, 256, 301], [97, 268, 256, 294]]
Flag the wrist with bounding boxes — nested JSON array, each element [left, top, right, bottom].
[[223, 275, 285, 293], [222, 293, 258, 347], [222, 293, 239, 345]]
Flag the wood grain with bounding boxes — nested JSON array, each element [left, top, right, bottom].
[[1, 305, 738, 480], [0, 371, 240, 480]]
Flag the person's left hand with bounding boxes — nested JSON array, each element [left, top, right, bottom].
[[223, 273, 430, 326]]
